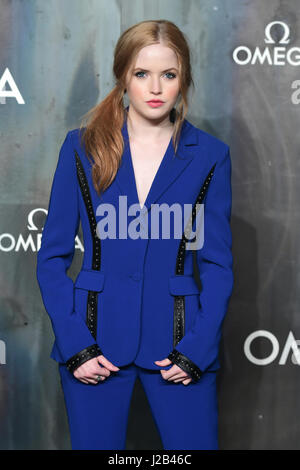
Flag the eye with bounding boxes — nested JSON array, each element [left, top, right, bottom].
[[134, 71, 177, 79], [134, 71, 146, 78], [165, 72, 177, 79]]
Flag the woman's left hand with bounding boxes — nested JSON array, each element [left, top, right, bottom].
[[154, 358, 192, 385]]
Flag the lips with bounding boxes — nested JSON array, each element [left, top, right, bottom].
[[146, 100, 165, 108]]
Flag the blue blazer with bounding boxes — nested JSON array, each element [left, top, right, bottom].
[[36, 112, 234, 382]]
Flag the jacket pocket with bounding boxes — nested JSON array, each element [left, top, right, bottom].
[[74, 269, 105, 340], [168, 274, 200, 296], [168, 274, 201, 345], [74, 269, 105, 292]]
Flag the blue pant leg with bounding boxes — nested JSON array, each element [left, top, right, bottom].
[[58, 362, 138, 450], [137, 367, 219, 450]]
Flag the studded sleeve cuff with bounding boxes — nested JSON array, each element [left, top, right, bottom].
[[65, 344, 103, 374], [167, 349, 203, 382]]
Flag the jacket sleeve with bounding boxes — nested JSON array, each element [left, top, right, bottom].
[[36, 131, 102, 371], [168, 146, 234, 381]]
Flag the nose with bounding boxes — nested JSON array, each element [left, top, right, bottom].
[[149, 75, 162, 94]]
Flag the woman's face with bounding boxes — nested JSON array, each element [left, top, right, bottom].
[[125, 42, 180, 124]]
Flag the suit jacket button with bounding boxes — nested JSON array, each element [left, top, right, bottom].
[[131, 272, 142, 281]]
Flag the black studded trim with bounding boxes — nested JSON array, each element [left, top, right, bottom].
[[66, 344, 103, 374], [168, 349, 203, 382], [86, 291, 98, 339], [173, 163, 216, 347], [75, 150, 101, 271], [75, 150, 101, 340]]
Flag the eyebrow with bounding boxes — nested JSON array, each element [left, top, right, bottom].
[[132, 67, 178, 72]]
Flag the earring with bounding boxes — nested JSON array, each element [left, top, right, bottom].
[[170, 107, 176, 123]]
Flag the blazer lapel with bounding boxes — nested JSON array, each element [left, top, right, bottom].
[[115, 113, 201, 214]]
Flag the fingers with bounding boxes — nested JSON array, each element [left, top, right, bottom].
[[75, 370, 107, 385], [72, 357, 193, 385], [73, 355, 120, 384], [161, 365, 192, 385], [97, 355, 120, 372], [182, 378, 192, 385], [78, 377, 89, 384]]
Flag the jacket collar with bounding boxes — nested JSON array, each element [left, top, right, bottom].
[[115, 107, 201, 212]]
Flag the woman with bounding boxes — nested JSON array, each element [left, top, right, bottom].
[[36, 19, 234, 450]]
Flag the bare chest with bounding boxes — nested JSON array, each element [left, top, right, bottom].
[[130, 138, 171, 209]]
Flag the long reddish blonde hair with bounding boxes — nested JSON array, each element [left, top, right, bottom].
[[79, 19, 194, 197]]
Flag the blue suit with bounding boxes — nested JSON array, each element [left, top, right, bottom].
[[36, 109, 233, 449]]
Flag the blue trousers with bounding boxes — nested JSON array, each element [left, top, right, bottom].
[[58, 362, 219, 450]]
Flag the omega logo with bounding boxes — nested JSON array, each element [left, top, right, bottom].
[[244, 330, 300, 365], [264, 21, 290, 44], [233, 21, 300, 66], [0, 208, 84, 252]]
